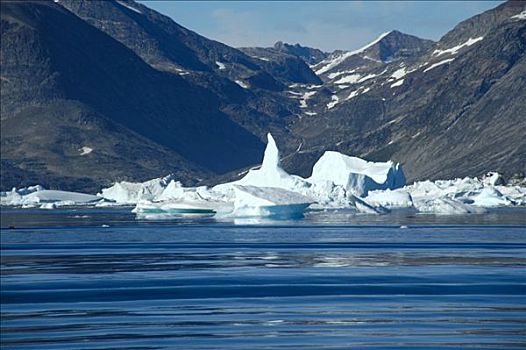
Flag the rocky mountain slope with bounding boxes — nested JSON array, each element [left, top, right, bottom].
[[283, 1, 526, 181], [1, 0, 525, 191], [1, 1, 265, 191]]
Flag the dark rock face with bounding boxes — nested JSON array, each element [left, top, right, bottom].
[[239, 47, 322, 85], [1, 0, 525, 191], [273, 41, 328, 65], [1, 1, 264, 191]]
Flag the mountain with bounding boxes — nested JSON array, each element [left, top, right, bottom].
[[238, 46, 322, 85], [1, 0, 525, 191], [0, 0, 265, 191], [311, 30, 434, 77], [284, 1, 526, 181], [272, 41, 328, 65]]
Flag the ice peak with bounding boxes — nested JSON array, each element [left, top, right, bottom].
[[261, 133, 280, 170]]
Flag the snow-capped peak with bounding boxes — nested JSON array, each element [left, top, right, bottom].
[[314, 31, 392, 75]]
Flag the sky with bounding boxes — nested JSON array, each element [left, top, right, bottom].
[[138, 1, 503, 52]]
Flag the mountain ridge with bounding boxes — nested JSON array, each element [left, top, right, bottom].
[[1, 0, 524, 191]]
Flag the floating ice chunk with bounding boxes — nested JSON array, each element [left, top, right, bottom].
[[433, 37, 483, 56], [133, 200, 218, 219], [40, 203, 56, 209], [423, 58, 455, 72], [308, 151, 406, 196], [414, 197, 486, 215], [365, 189, 414, 209], [100, 175, 176, 204], [231, 185, 312, 219], [470, 187, 514, 207], [25, 190, 100, 204], [1, 187, 102, 207]]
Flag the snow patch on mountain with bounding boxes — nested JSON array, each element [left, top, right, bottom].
[[327, 95, 340, 109], [346, 90, 359, 100], [235, 80, 249, 89], [334, 74, 361, 85], [215, 61, 226, 70], [390, 79, 404, 88], [79, 146, 93, 155], [115, 0, 142, 14], [511, 10, 526, 20], [391, 67, 407, 80], [357, 73, 377, 83], [433, 37, 483, 57], [299, 90, 317, 108], [424, 58, 455, 72]]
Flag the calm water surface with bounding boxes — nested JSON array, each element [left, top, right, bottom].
[[1, 208, 525, 349]]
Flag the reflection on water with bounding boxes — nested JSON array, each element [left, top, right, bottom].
[[1, 208, 525, 349], [1, 206, 526, 228]]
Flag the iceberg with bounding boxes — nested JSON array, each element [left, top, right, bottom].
[[133, 200, 218, 220], [4, 132, 524, 218], [214, 134, 309, 193], [308, 151, 406, 196], [1, 186, 103, 207], [365, 189, 414, 209], [231, 185, 312, 219], [99, 174, 176, 204], [363, 175, 525, 214]]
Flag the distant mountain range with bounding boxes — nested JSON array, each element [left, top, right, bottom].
[[1, 0, 525, 192]]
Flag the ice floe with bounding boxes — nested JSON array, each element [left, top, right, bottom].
[[1, 186, 104, 208]]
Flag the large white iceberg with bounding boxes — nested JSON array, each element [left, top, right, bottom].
[[214, 134, 309, 193], [309, 151, 406, 196]]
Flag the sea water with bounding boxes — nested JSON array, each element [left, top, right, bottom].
[[1, 208, 525, 349]]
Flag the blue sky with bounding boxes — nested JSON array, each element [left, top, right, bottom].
[[139, 1, 503, 52]]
